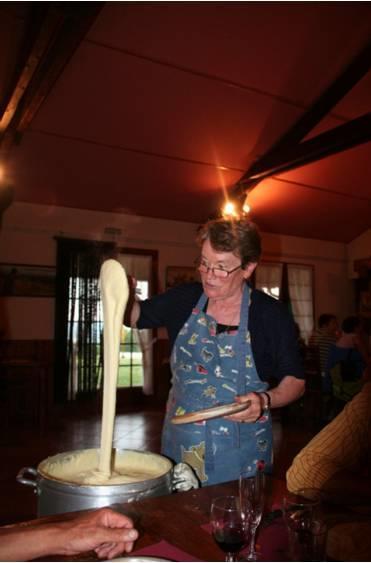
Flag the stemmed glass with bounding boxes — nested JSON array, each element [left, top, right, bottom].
[[210, 495, 250, 562], [239, 470, 265, 561]]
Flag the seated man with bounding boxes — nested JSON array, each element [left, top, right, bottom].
[[286, 383, 371, 561], [287, 382, 371, 503]]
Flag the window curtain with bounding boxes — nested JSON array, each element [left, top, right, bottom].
[[54, 238, 115, 403], [287, 264, 314, 342], [255, 263, 282, 299], [256, 261, 314, 343], [118, 254, 154, 395]]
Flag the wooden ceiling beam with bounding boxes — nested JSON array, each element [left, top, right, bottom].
[[237, 38, 371, 192], [0, 3, 103, 152], [245, 113, 371, 181]]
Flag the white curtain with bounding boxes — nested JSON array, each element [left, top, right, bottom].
[[255, 262, 314, 343], [255, 262, 282, 299], [118, 254, 154, 395], [287, 265, 314, 342]]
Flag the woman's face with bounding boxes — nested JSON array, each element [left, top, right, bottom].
[[199, 239, 256, 301]]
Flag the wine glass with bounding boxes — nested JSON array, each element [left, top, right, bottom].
[[210, 495, 250, 562], [239, 470, 265, 561]]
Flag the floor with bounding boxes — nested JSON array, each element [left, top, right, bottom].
[[0, 399, 315, 526]]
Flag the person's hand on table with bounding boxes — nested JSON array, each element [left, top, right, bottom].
[[225, 392, 266, 423], [56, 507, 139, 559], [0, 507, 139, 561]]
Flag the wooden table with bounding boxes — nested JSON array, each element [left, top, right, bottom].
[[28, 477, 288, 561]]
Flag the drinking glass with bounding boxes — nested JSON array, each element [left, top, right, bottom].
[[283, 489, 323, 561], [239, 470, 265, 561], [210, 495, 250, 562]]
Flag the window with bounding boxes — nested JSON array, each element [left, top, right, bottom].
[[115, 252, 156, 394], [255, 262, 282, 300], [118, 279, 149, 389], [68, 275, 103, 399], [287, 264, 314, 342], [255, 261, 314, 342]]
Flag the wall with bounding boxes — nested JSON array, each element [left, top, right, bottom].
[[0, 202, 354, 339], [346, 229, 371, 278]]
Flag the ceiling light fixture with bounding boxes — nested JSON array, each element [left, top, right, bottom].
[[242, 193, 251, 214], [222, 200, 238, 218], [222, 192, 251, 219]]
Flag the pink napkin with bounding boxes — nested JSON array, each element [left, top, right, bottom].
[[131, 539, 201, 561]]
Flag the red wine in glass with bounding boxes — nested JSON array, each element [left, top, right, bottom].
[[213, 524, 248, 554], [211, 496, 249, 562]]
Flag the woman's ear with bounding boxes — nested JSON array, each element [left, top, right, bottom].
[[243, 262, 258, 280]]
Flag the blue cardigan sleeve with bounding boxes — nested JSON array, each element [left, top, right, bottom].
[[137, 282, 202, 348], [249, 289, 305, 382]]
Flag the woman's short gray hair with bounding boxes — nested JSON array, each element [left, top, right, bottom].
[[196, 217, 262, 267]]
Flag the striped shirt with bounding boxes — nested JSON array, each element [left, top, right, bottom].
[[309, 328, 337, 372], [286, 382, 371, 492]]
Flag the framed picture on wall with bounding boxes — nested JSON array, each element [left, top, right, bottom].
[[360, 290, 371, 318], [0, 264, 55, 297], [165, 266, 199, 289]]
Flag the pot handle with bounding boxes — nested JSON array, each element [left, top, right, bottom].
[[16, 467, 38, 490], [172, 462, 199, 492]]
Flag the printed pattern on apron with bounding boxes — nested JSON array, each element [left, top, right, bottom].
[[161, 284, 273, 485]]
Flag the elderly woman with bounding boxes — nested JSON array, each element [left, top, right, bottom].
[[129, 217, 305, 485]]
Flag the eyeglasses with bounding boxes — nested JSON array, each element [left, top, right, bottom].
[[196, 259, 242, 278]]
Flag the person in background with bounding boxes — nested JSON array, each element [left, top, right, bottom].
[[308, 313, 339, 422], [0, 507, 138, 562], [327, 315, 370, 415], [308, 313, 339, 380], [294, 322, 307, 361], [127, 216, 305, 485]]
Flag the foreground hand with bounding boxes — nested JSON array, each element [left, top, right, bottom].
[[225, 392, 264, 423], [58, 507, 138, 560]]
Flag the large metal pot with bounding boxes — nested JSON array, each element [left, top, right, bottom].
[[17, 448, 173, 516]]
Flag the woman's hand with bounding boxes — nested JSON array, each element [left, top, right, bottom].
[[226, 376, 305, 424], [225, 392, 265, 423]]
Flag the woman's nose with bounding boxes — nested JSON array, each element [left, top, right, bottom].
[[205, 267, 216, 278]]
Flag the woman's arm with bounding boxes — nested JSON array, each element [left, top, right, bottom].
[[230, 376, 305, 423], [264, 375, 305, 408]]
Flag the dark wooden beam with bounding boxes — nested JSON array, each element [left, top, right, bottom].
[[0, 3, 104, 151], [238, 38, 371, 189], [244, 113, 371, 183]]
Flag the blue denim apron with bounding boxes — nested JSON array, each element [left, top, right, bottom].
[[161, 284, 273, 485]]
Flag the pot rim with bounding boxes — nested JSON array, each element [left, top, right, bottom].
[[37, 448, 173, 488]]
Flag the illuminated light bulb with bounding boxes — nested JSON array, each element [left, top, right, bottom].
[[242, 201, 250, 213], [242, 195, 251, 214], [222, 201, 237, 217]]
